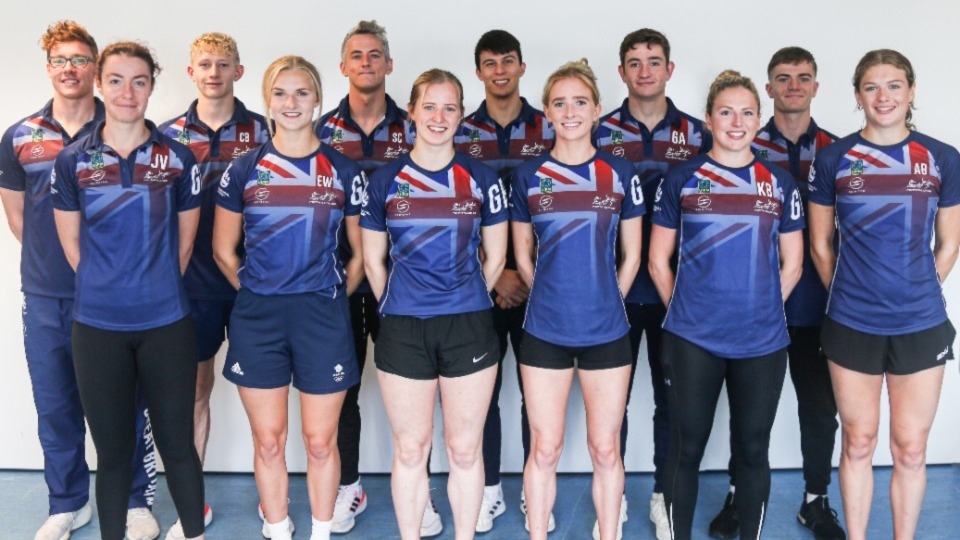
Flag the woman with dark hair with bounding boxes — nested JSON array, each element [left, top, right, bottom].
[[51, 41, 206, 540], [808, 49, 959, 540]]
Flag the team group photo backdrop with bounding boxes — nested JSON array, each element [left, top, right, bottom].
[[1, 0, 958, 474]]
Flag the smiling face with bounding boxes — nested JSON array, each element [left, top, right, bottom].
[[408, 81, 462, 148], [544, 76, 600, 144], [618, 43, 673, 101], [340, 33, 392, 94], [476, 50, 525, 100], [856, 63, 914, 132], [47, 40, 97, 102], [97, 53, 153, 125], [706, 86, 760, 155], [766, 61, 818, 115], [268, 69, 320, 134], [188, 49, 243, 100]]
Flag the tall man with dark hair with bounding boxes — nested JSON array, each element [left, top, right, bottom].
[[707, 46, 845, 540], [0, 20, 158, 540], [594, 27, 710, 540], [454, 28, 554, 535]]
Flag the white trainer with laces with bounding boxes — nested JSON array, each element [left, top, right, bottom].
[[259, 503, 296, 539], [331, 480, 368, 533], [420, 497, 443, 538], [34, 502, 92, 540], [164, 504, 213, 540], [592, 494, 627, 540], [649, 493, 670, 540], [126, 507, 160, 540], [520, 489, 556, 533], [475, 483, 506, 533]]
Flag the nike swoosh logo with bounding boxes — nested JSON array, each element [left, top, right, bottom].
[[472, 353, 488, 363]]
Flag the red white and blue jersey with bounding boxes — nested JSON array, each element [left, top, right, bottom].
[[51, 122, 201, 331], [317, 94, 414, 176], [0, 100, 105, 298], [361, 152, 508, 318], [455, 98, 555, 272], [216, 141, 363, 297], [160, 98, 269, 300], [594, 98, 711, 305], [808, 132, 960, 335], [654, 155, 804, 358], [753, 118, 837, 327], [510, 151, 644, 347]]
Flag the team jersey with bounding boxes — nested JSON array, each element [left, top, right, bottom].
[[594, 97, 710, 304], [455, 98, 555, 272], [216, 141, 363, 297], [51, 121, 201, 331], [0, 100, 105, 298], [317, 94, 414, 176], [510, 151, 644, 347], [160, 98, 269, 300], [808, 131, 960, 335], [753, 118, 837, 327], [653, 155, 804, 358], [361, 152, 508, 318]]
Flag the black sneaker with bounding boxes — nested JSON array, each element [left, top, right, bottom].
[[797, 496, 846, 540], [708, 492, 739, 539]]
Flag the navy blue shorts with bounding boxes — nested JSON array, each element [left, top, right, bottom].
[[519, 331, 632, 370], [189, 297, 235, 361], [224, 289, 359, 394]]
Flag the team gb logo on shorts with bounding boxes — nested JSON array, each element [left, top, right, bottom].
[[333, 364, 344, 382]]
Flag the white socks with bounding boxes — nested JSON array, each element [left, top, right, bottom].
[[805, 492, 822, 503], [266, 517, 293, 540], [310, 518, 332, 540]]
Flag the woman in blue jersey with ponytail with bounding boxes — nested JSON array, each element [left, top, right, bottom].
[[648, 69, 804, 540]]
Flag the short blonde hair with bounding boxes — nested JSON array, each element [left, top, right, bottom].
[[190, 32, 240, 63], [542, 58, 600, 107], [39, 20, 98, 58], [261, 56, 323, 137]]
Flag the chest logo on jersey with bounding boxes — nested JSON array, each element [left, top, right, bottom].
[[257, 169, 271, 186], [394, 199, 412, 216], [91, 151, 105, 170], [254, 187, 270, 203], [384, 146, 409, 160], [520, 143, 546, 157], [665, 147, 693, 161], [31, 128, 44, 142], [846, 177, 866, 193], [30, 145, 45, 159], [612, 146, 626, 158], [309, 191, 339, 206], [452, 201, 478, 215], [755, 149, 769, 161], [332, 129, 343, 143], [396, 182, 410, 198], [697, 179, 711, 194], [696, 196, 712, 212], [850, 159, 864, 176], [469, 129, 481, 142], [81, 168, 108, 186], [231, 145, 254, 159], [538, 195, 554, 211], [906, 178, 935, 193], [611, 130, 623, 145], [592, 195, 618, 211], [754, 199, 780, 215], [469, 144, 483, 158], [539, 177, 553, 194], [177, 130, 190, 144]]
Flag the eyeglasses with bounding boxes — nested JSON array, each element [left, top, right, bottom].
[[48, 56, 94, 69]]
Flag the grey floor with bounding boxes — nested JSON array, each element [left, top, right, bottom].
[[3, 467, 959, 539]]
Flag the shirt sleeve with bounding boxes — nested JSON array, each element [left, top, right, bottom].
[[480, 168, 508, 227], [51, 151, 79, 211], [360, 169, 387, 232], [0, 126, 26, 191], [936, 144, 960, 208], [779, 174, 806, 233], [651, 172, 681, 229], [807, 147, 837, 207], [216, 160, 246, 214], [619, 162, 646, 220], [345, 167, 365, 217], [176, 150, 201, 212], [508, 168, 531, 223]]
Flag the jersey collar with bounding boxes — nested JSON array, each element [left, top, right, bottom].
[[472, 97, 540, 128], [183, 97, 255, 130]]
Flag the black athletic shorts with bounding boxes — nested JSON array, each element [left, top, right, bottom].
[[519, 331, 632, 370], [375, 309, 499, 380], [821, 316, 955, 375]]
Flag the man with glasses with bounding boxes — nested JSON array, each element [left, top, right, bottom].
[[0, 20, 158, 540]]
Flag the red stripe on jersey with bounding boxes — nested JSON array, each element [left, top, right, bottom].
[[314, 152, 334, 179], [814, 130, 835, 150], [451, 164, 473, 199], [260, 159, 297, 178], [594, 158, 614, 193], [397, 170, 436, 192], [698, 167, 739, 187], [907, 141, 932, 174], [537, 165, 577, 185], [604, 116, 641, 135], [752, 136, 783, 152], [33, 118, 59, 132], [847, 148, 889, 168]]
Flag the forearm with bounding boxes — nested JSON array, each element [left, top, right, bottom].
[[648, 260, 674, 306], [0, 188, 24, 243], [345, 255, 364, 296]]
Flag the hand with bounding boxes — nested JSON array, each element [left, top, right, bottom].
[[493, 269, 529, 309]]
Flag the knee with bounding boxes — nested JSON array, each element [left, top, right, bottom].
[[842, 428, 878, 463], [395, 436, 431, 470], [530, 437, 564, 471], [587, 436, 621, 471], [890, 437, 928, 472], [254, 432, 288, 463], [445, 438, 481, 470], [303, 433, 337, 465]]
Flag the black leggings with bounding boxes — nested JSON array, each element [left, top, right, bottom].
[[661, 332, 787, 540], [73, 317, 205, 539]]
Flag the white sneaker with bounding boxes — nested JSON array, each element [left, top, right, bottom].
[[126, 507, 160, 540], [475, 483, 506, 533], [592, 494, 627, 540], [261, 516, 295, 540], [35, 503, 92, 540], [520, 489, 556, 533], [420, 497, 443, 538], [332, 480, 368, 533], [649, 493, 670, 540], [164, 504, 213, 540]]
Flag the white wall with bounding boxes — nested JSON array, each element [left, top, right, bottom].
[[2, 0, 958, 474]]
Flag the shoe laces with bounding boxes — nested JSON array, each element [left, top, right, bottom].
[[128, 507, 153, 520], [43, 512, 75, 528]]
